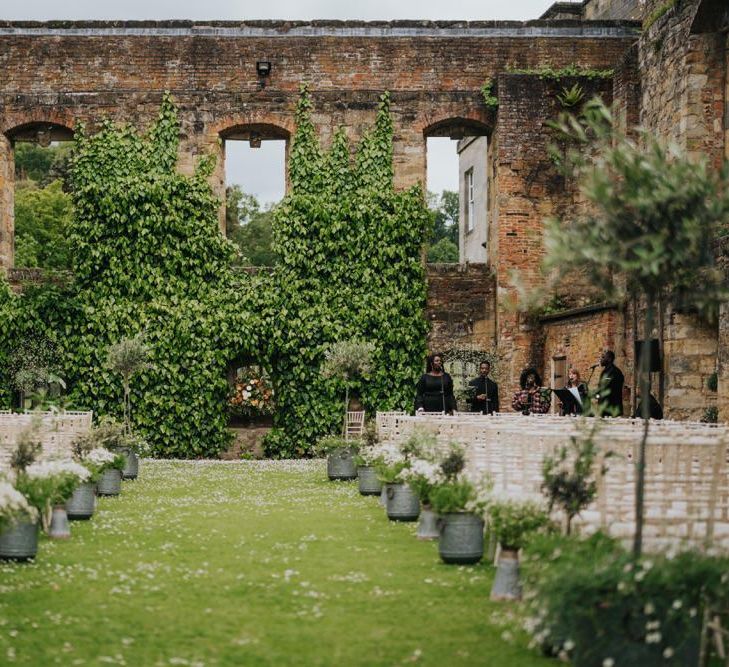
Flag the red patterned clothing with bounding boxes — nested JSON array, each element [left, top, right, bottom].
[[511, 387, 551, 414]]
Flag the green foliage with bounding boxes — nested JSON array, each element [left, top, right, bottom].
[[313, 435, 352, 456], [427, 237, 459, 263], [14, 142, 73, 186], [226, 186, 277, 266], [508, 64, 614, 80], [14, 180, 74, 269], [105, 334, 152, 433], [541, 421, 606, 534], [263, 88, 430, 457], [522, 532, 729, 665], [429, 478, 484, 515], [707, 372, 718, 392], [556, 83, 584, 109], [643, 0, 677, 30], [701, 406, 718, 424], [480, 79, 499, 108], [487, 499, 551, 550]]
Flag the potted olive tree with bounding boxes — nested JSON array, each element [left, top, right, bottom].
[[488, 499, 551, 600], [429, 447, 491, 564], [320, 338, 375, 438], [105, 334, 151, 480]]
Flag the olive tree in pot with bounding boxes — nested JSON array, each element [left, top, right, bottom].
[[105, 334, 151, 479], [320, 338, 375, 439], [541, 420, 608, 536], [429, 447, 491, 564], [544, 99, 729, 558], [488, 499, 551, 600]]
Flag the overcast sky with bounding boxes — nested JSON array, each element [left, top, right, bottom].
[[7, 0, 562, 205]]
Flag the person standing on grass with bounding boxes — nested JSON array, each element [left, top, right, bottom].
[[415, 353, 456, 415], [468, 361, 499, 414]]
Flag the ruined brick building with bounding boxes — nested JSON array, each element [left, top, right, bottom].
[[0, 0, 726, 419]]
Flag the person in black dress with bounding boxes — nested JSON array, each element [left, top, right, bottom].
[[597, 350, 625, 417], [415, 353, 456, 414], [468, 361, 499, 414]]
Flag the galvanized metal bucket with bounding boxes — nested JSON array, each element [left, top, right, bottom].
[[66, 482, 97, 520], [438, 512, 484, 564], [385, 483, 420, 522], [0, 521, 39, 561], [357, 466, 382, 495], [490, 549, 521, 600], [327, 448, 357, 481], [48, 506, 71, 539], [122, 449, 139, 480], [97, 469, 122, 496], [416, 507, 440, 540]]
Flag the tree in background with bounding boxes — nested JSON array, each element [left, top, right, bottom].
[[544, 99, 729, 558], [225, 185, 277, 266], [14, 143, 72, 187], [427, 190, 459, 263]]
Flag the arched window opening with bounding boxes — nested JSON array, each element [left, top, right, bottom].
[[220, 124, 289, 268], [424, 118, 490, 265], [6, 122, 75, 271]]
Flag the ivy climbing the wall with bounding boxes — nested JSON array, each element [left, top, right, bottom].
[[263, 87, 430, 457]]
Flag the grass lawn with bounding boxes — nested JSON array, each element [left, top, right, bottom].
[[0, 460, 552, 666]]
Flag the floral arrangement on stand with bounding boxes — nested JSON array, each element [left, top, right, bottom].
[[228, 372, 275, 422]]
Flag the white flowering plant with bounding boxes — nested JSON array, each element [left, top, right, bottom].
[[14, 459, 91, 527], [372, 441, 409, 484], [77, 447, 125, 482], [521, 531, 729, 665], [313, 435, 356, 457], [400, 458, 443, 505], [0, 481, 38, 531]]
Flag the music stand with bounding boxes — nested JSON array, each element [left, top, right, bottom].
[[553, 388, 582, 415]]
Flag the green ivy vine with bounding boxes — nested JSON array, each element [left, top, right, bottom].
[[263, 86, 430, 457]]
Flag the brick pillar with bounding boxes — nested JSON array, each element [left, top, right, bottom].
[[0, 135, 13, 272], [719, 303, 729, 423]]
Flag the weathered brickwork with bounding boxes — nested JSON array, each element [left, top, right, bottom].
[[425, 263, 497, 353], [0, 20, 638, 267], [584, 0, 644, 21]]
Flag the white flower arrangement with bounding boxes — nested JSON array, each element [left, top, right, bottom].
[[401, 459, 443, 485], [26, 459, 91, 483], [85, 448, 117, 467], [0, 481, 38, 529]]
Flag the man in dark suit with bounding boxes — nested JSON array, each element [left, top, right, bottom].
[[598, 350, 625, 416], [468, 361, 499, 415]]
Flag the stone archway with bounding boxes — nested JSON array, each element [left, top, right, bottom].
[[1, 120, 75, 270]]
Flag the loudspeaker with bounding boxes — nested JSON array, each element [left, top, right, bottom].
[[635, 339, 662, 373]]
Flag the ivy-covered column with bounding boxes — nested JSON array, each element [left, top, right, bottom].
[[0, 134, 14, 271]]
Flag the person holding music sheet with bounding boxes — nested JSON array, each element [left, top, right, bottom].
[[415, 353, 456, 415], [558, 368, 588, 416], [511, 367, 551, 415], [597, 349, 625, 417], [467, 361, 499, 414]]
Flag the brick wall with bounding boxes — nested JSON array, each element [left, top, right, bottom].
[[0, 20, 638, 270], [425, 263, 496, 353]]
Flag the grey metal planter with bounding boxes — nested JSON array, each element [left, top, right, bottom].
[[122, 449, 139, 480], [48, 506, 71, 539], [357, 466, 382, 495], [0, 521, 38, 561], [385, 483, 420, 522], [416, 507, 440, 540], [490, 549, 521, 600], [66, 482, 97, 520], [327, 448, 357, 481], [438, 512, 484, 564], [97, 469, 122, 496]]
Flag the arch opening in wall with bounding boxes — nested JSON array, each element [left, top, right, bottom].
[[3, 121, 76, 271], [220, 123, 290, 268], [423, 118, 491, 266]]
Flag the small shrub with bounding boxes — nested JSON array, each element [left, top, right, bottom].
[[487, 499, 551, 551], [707, 372, 718, 392]]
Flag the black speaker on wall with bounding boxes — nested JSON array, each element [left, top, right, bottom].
[[635, 338, 662, 373]]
